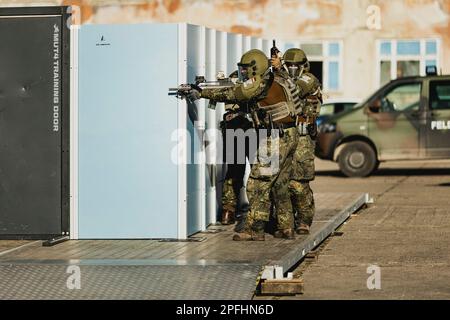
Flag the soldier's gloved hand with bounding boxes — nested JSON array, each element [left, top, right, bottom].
[[187, 84, 202, 101], [177, 84, 192, 98], [270, 57, 282, 71], [177, 84, 202, 101], [187, 88, 201, 101]]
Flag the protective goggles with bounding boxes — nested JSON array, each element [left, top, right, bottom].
[[237, 60, 256, 82], [285, 62, 304, 79]]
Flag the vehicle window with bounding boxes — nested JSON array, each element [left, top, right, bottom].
[[320, 104, 335, 116], [430, 81, 450, 110], [342, 103, 357, 111], [334, 103, 345, 114], [382, 83, 421, 112]]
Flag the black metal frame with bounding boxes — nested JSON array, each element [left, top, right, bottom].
[[0, 6, 71, 240]]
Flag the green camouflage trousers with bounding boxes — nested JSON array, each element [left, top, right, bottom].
[[246, 128, 299, 231], [289, 135, 316, 227]]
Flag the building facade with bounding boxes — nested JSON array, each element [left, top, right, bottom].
[[2, 0, 449, 100]]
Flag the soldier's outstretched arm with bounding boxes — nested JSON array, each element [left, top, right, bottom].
[[200, 71, 271, 106], [200, 86, 239, 104]]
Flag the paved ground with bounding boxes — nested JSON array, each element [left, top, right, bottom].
[[283, 159, 450, 300], [0, 241, 31, 254], [2, 159, 449, 300]]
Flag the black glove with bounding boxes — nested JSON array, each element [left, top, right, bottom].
[[187, 88, 201, 101], [177, 84, 202, 102]]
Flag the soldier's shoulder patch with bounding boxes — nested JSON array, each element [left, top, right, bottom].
[[300, 74, 312, 82], [243, 78, 256, 88]]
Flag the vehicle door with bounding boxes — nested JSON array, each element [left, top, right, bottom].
[[424, 79, 450, 157], [366, 80, 423, 160]]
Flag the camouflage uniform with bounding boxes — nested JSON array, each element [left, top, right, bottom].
[[290, 134, 316, 227], [270, 48, 322, 235], [199, 49, 274, 235], [290, 71, 322, 229], [246, 126, 300, 233], [244, 70, 306, 239]]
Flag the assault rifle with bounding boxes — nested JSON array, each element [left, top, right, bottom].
[[168, 75, 235, 101]]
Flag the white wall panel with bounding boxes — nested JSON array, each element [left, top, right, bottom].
[[262, 39, 271, 56], [186, 24, 206, 234], [177, 23, 188, 239], [205, 27, 217, 226], [73, 22, 270, 239], [77, 23, 179, 239], [251, 37, 263, 51], [243, 35, 252, 53], [214, 30, 227, 218], [227, 33, 242, 75]]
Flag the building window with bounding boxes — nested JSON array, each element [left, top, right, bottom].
[[284, 41, 343, 92], [328, 61, 339, 90], [426, 41, 437, 55], [380, 61, 391, 86], [380, 42, 391, 55], [378, 39, 440, 86], [397, 41, 420, 55], [328, 43, 340, 57], [301, 43, 323, 56], [397, 61, 420, 78], [284, 42, 296, 50]]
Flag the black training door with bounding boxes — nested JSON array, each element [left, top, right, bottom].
[[0, 13, 65, 237]]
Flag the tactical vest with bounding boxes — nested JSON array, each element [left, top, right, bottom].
[[257, 74, 304, 123], [297, 72, 322, 117]]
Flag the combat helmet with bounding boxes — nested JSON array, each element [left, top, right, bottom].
[[283, 48, 310, 79], [237, 49, 270, 83]]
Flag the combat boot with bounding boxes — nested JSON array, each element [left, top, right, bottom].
[[233, 220, 265, 241], [296, 223, 310, 235], [232, 231, 265, 241], [234, 219, 245, 233], [232, 232, 253, 241], [251, 221, 266, 241], [221, 210, 235, 225], [274, 228, 296, 240]]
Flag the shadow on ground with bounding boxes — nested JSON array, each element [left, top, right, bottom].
[[435, 182, 450, 187], [316, 168, 450, 178]]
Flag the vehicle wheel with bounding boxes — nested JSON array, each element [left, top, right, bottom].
[[371, 160, 381, 174], [338, 141, 377, 177]]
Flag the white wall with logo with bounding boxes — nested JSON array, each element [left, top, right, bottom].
[[70, 22, 274, 239]]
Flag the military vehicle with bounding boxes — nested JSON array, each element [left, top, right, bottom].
[[316, 68, 450, 177], [317, 99, 361, 126]]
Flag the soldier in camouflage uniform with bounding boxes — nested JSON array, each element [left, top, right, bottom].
[[186, 49, 274, 237], [186, 49, 304, 241], [237, 51, 310, 241], [246, 124, 300, 240], [272, 48, 322, 236]]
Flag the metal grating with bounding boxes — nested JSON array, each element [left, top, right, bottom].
[[0, 263, 261, 300]]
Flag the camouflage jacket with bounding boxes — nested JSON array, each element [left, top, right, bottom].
[[200, 72, 273, 107], [296, 72, 322, 118], [275, 69, 322, 119]]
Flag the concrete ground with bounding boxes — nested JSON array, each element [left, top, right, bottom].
[[283, 159, 450, 300], [2, 159, 449, 300]]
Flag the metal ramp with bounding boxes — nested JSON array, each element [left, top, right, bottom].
[[0, 193, 369, 300], [0, 263, 260, 300]]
